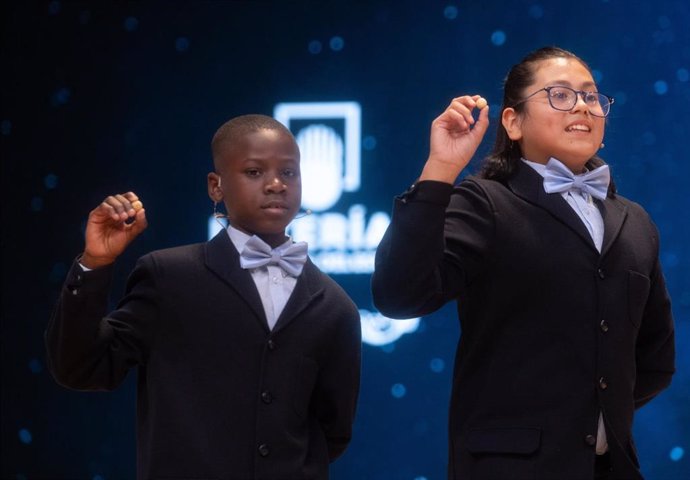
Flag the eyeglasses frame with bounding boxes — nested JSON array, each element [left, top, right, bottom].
[[514, 86, 615, 118]]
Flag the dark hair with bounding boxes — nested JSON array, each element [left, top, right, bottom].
[[480, 46, 616, 196], [211, 114, 295, 170]]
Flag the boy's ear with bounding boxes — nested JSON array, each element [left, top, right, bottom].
[[207, 172, 223, 202], [502, 107, 523, 141]]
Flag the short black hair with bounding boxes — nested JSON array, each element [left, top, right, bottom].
[[211, 114, 294, 170]]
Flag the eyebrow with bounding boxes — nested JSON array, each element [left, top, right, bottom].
[[547, 79, 598, 90]]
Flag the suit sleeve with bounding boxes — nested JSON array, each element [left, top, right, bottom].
[[313, 292, 361, 461], [372, 179, 496, 319], [45, 255, 159, 391], [633, 239, 675, 408]]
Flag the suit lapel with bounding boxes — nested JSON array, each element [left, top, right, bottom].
[[507, 161, 599, 253], [273, 259, 325, 333], [597, 196, 628, 257], [204, 231, 268, 330]]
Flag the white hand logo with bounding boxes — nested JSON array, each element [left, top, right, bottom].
[[296, 124, 344, 212]]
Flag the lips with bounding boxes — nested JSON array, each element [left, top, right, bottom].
[[261, 201, 288, 210], [565, 122, 591, 132]]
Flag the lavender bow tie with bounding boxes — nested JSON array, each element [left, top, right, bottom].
[[240, 235, 308, 277], [543, 157, 611, 201]]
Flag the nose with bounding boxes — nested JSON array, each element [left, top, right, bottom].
[[572, 92, 589, 113], [265, 175, 286, 193]]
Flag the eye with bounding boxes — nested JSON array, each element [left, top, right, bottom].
[[549, 88, 572, 101], [282, 168, 298, 178], [584, 92, 601, 105], [245, 168, 262, 177]]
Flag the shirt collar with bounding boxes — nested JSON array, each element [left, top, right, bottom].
[[225, 224, 295, 254], [521, 157, 548, 178]]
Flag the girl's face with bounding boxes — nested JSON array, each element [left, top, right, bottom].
[[503, 57, 606, 173]]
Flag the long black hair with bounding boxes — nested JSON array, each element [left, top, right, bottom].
[[480, 46, 616, 196]]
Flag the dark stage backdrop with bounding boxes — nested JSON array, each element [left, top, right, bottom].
[[2, 1, 689, 479]]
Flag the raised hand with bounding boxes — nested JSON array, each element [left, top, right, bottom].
[[420, 95, 490, 184], [81, 192, 148, 269]]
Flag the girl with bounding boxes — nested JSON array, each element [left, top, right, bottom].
[[372, 46, 674, 480]]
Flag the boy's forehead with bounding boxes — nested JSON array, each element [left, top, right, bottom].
[[214, 131, 300, 168]]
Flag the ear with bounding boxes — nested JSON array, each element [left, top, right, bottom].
[[207, 172, 223, 202], [501, 107, 523, 141]]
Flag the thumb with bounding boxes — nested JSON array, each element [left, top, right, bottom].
[[128, 208, 148, 237], [472, 105, 490, 139]]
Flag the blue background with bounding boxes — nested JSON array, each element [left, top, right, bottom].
[[1, 1, 688, 479]]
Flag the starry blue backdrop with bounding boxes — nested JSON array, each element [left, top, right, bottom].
[[1, 1, 689, 479]]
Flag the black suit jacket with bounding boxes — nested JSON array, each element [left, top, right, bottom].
[[46, 231, 361, 480], [372, 162, 674, 480]]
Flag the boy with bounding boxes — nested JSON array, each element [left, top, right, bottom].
[[46, 114, 361, 480]]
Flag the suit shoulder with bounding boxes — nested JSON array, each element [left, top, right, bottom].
[[609, 194, 660, 237], [138, 242, 206, 269], [306, 262, 359, 314], [459, 175, 509, 194], [448, 175, 506, 212]]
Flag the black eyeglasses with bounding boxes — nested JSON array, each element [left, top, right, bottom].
[[515, 86, 614, 118]]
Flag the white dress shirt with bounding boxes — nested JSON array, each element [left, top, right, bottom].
[[226, 225, 299, 330]]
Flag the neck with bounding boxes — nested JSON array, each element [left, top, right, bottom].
[[256, 233, 289, 249]]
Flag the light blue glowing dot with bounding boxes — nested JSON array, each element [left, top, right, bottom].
[[528, 5, 544, 19], [31, 196, 44, 212], [658, 15, 671, 29], [51, 87, 71, 107], [391, 383, 407, 398], [48, 1, 61, 15], [654, 80, 668, 95], [430, 357, 445, 373], [444, 5, 458, 20], [362, 135, 377, 150], [44, 174, 58, 189], [1, 119, 11, 135], [491, 30, 506, 46], [670, 446, 684, 461], [414, 477, 429, 480], [49, 262, 67, 283], [175, 37, 190, 53], [641, 131, 656, 146], [413, 419, 429, 434], [57, 88, 71, 103], [308, 40, 322, 55], [329, 36, 344, 51], [661, 252, 679, 268], [28, 359, 43, 374], [613, 91, 627, 106], [18, 429, 32, 444], [592, 69, 603, 84], [124, 16, 139, 32], [677, 68, 689, 82]]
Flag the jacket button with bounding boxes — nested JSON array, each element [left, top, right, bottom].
[[261, 391, 273, 404], [597, 268, 605, 279], [599, 377, 608, 390], [267, 339, 276, 351], [600, 320, 609, 332], [258, 443, 270, 457], [585, 434, 596, 446]]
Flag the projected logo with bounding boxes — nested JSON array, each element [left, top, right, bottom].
[[274, 101, 419, 346]]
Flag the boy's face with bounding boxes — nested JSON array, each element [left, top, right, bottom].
[[212, 128, 301, 247]]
